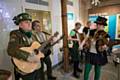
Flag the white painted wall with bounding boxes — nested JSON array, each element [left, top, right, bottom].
[[49, 0, 63, 66], [0, 0, 22, 70], [0, 0, 23, 79]]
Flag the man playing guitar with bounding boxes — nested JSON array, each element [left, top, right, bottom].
[[7, 13, 45, 80], [32, 20, 56, 80]]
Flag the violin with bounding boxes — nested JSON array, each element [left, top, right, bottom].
[[94, 30, 109, 53]]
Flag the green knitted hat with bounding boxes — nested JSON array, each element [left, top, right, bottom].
[[13, 13, 32, 25]]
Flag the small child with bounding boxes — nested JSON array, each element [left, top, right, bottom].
[[0, 69, 12, 80]]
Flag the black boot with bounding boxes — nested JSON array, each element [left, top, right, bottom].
[[73, 73, 80, 78], [77, 68, 82, 73], [73, 61, 80, 78], [76, 61, 83, 73], [48, 76, 56, 80]]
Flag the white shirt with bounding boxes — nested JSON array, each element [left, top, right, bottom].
[[90, 39, 97, 53]]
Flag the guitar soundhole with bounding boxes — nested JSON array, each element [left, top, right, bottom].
[[34, 49, 39, 55]]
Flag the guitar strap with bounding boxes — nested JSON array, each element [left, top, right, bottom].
[[35, 33, 41, 43], [26, 37, 33, 45]]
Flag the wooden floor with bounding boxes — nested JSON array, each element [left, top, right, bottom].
[[51, 56, 118, 80]]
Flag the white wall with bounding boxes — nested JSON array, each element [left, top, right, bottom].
[[49, 0, 63, 66], [0, 0, 22, 70], [0, 0, 23, 79]]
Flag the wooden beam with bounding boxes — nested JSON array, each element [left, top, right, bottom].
[[61, 0, 69, 72], [90, 0, 120, 8], [89, 5, 120, 15]]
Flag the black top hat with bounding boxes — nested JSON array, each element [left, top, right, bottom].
[[95, 16, 107, 26]]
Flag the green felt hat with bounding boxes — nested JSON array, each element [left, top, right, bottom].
[[13, 13, 32, 25]]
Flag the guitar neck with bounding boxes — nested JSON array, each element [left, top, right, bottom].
[[38, 34, 56, 51], [37, 32, 58, 54], [39, 35, 64, 55], [48, 35, 64, 48]]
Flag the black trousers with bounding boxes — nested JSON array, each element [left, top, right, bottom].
[[73, 61, 79, 74], [43, 56, 52, 77], [14, 61, 45, 80]]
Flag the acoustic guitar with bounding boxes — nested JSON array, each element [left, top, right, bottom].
[[12, 32, 64, 74]]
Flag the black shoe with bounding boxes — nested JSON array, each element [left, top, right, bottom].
[[73, 73, 80, 78], [48, 76, 56, 80], [77, 68, 82, 73]]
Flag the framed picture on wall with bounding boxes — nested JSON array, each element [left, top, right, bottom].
[[116, 14, 120, 39]]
